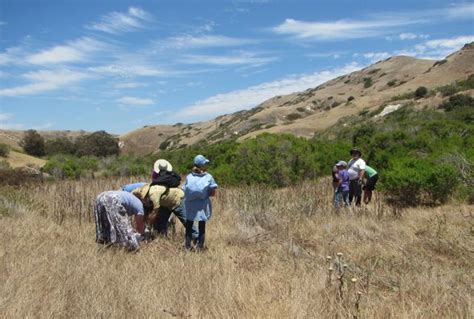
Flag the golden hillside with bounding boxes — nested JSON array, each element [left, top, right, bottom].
[[120, 43, 474, 155]]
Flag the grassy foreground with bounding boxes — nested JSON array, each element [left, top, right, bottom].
[[1, 178, 473, 318]]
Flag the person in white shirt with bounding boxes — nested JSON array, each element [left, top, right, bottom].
[[347, 148, 366, 206]]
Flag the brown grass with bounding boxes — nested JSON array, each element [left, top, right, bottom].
[[1, 179, 473, 318]]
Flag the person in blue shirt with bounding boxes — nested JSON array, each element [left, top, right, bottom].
[[183, 154, 218, 250]]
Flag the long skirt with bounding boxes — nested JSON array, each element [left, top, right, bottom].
[[94, 191, 140, 251]]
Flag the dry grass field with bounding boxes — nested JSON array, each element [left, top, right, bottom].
[[1, 178, 473, 318]]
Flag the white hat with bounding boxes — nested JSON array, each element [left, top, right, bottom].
[[153, 159, 173, 174]]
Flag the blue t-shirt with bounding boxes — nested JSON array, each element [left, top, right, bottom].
[[183, 172, 218, 221], [117, 191, 144, 216]]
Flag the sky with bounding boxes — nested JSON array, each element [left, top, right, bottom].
[[0, 0, 473, 134]]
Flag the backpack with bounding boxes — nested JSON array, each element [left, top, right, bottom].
[[151, 171, 181, 188], [184, 174, 210, 201]]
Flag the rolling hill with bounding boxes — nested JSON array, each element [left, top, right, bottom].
[[120, 43, 474, 155]]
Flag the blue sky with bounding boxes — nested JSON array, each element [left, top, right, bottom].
[[0, 0, 473, 134]]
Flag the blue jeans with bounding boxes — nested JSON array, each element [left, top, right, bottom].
[[155, 203, 198, 239], [334, 190, 349, 209]]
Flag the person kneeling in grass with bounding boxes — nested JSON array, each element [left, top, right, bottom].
[[363, 165, 379, 204], [94, 190, 148, 251], [183, 154, 218, 251]]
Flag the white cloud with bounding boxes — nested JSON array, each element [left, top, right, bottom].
[[272, 4, 474, 41], [361, 35, 474, 62], [0, 113, 13, 121], [0, 21, 6, 26], [163, 35, 257, 49], [26, 37, 108, 65], [182, 52, 277, 66], [362, 52, 391, 63], [114, 82, 147, 89], [0, 69, 89, 96], [91, 64, 165, 77], [272, 18, 414, 40], [117, 96, 154, 106], [173, 62, 361, 121], [398, 33, 429, 40], [87, 7, 151, 34]]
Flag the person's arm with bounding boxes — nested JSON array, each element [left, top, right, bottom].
[[135, 215, 145, 235], [209, 188, 217, 197]]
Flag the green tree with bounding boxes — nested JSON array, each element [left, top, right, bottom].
[[21, 130, 45, 157], [45, 137, 77, 155], [76, 131, 120, 157]]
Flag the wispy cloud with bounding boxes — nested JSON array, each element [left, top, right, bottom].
[[117, 96, 154, 106], [173, 62, 361, 121], [272, 4, 474, 41], [162, 34, 257, 49], [87, 7, 152, 34], [114, 82, 147, 89], [90, 63, 165, 77], [0, 69, 89, 96], [0, 113, 13, 121], [182, 51, 277, 66], [360, 35, 474, 62], [272, 18, 415, 40], [26, 37, 108, 65]]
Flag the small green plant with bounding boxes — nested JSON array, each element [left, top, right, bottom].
[[347, 96, 355, 102], [387, 80, 397, 87], [286, 113, 303, 121], [363, 77, 373, 88]]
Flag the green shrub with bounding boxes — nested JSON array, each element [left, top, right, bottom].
[[45, 137, 77, 155], [382, 159, 459, 206], [439, 94, 474, 111], [363, 77, 373, 88], [414, 86, 428, 98], [21, 130, 45, 157], [347, 96, 355, 102], [387, 80, 397, 87], [286, 113, 302, 121], [0, 143, 9, 157]]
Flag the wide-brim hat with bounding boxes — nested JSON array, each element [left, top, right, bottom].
[[349, 148, 362, 156], [153, 159, 173, 174]]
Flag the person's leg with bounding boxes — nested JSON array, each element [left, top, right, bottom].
[[334, 190, 341, 209], [196, 221, 206, 249], [349, 180, 356, 205], [174, 204, 199, 239], [342, 191, 350, 207], [184, 220, 194, 250], [355, 182, 362, 206], [155, 207, 172, 236]]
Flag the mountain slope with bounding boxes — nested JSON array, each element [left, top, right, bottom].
[[120, 43, 474, 155]]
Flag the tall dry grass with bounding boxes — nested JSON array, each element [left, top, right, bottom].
[[0, 178, 473, 318]]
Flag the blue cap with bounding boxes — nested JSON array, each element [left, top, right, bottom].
[[194, 154, 210, 167]]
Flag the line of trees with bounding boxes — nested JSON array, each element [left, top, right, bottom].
[[21, 130, 120, 157]]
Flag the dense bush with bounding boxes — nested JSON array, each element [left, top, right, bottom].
[[45, 137, 77, 155], [21, 130, 45, 157], [75, 131, 120, 157], [414, 86, 428, 98], [0, 143, 10, 157], [43, 155, 99, 179], [363, 77, 373, 88], [438, 94, 474, 111]]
